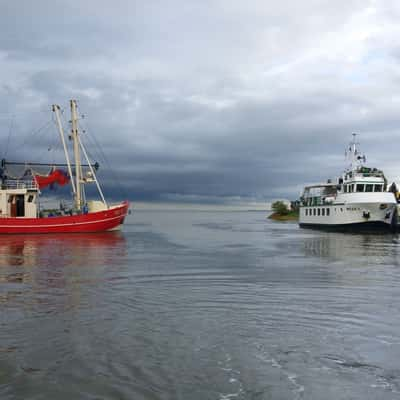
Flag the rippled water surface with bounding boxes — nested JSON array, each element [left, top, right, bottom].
[[1, 211, 400, 399]]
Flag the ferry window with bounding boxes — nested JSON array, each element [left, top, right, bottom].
[[313, 208, 316, 216], [344, 185, 347, 193], [327, 208, 330, 216], [348, 185, 353, 193], [322, 208, 325, 216], [28, 195, 34, 202], [366, 184, 373, 192], [356, 184, 364, 192], [318, 208, 321, 216], [374, 184, 382, 192]]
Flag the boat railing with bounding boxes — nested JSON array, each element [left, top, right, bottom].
[[301, 195, 337, 207], [2, 179, 38, 190], [353, 172, 384, 178]]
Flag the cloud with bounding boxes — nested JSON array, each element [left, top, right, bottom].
[[1, 0, 400, 204]]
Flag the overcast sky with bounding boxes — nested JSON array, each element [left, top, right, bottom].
[[1, 0, 400, 204]]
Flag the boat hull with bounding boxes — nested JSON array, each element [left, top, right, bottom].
[[299, 221, 396, 233], [0, 201, 129, 234], [299, 196, 398, 233]]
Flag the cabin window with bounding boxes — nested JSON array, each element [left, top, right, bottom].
[[356, 184, 364, 192], [322, 208, 325, 216], [313, 208, 316, 216], [318, 208, 321, 216], [374, 184, 382, 192], [327, 208, 330, 216], [305, 209, 308, 216], [366, 184, 373, 192], [27, 195, 34, 202], [348, 185, 353, 193], [344, 185, 348, 193]]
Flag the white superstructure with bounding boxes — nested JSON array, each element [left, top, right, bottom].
[[299, 134, 398, 231]]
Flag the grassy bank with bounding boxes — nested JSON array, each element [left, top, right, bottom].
[[268, 210, 299, 221]]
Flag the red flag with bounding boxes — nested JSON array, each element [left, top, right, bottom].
[[34, 169, 70, 189]]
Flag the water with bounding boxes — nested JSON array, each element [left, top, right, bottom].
[[1, 211, 400, 399]]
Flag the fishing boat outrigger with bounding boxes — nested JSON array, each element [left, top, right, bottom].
[[0, 100, 129, 234]]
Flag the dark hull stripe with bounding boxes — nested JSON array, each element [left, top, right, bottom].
[[299, 221, 397, 233]]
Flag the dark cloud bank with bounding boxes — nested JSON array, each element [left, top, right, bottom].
[[1, 0, 400, 205]]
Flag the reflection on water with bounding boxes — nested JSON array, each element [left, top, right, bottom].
[[0, 232, 126, 268], [303, 231, 400, 260], [0, 232, 127, 310]]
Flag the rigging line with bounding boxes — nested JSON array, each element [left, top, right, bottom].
[[3, 114, 15, 159], [80, 120, 128, 199], [3, 118, 53, 159], [19, 119, 54, 149], [78, 119, 119, 174], [33, 123, 60, 164]]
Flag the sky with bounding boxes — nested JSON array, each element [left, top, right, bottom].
[[1, 0, 400, 206]]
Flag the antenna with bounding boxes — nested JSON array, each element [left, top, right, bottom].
[[347, 133, 365, 170]]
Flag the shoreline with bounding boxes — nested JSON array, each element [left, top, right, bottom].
[[268, 212, 299, 222]]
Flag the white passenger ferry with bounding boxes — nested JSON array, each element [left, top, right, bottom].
[[299, 135, 398, 232]]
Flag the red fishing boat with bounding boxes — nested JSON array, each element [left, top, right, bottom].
[[0, 100, 129, 234]]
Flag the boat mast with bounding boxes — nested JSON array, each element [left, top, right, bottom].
[[347, 133, 364, 171], [53, 104, 76, 195], [70, 100, 82, 210], [78, 135, 108, 208]]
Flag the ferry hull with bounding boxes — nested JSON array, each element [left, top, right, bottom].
[[0, 201, 129, 234], [299, 193, 398, 233], [299, 220, 396, 233]]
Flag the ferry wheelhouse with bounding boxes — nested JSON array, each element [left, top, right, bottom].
[[299, 135, 397, 232], [0, 100, 129, 234]]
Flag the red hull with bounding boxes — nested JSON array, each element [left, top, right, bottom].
[[0, 201, 129, 234]]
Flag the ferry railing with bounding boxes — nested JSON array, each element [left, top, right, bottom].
[[301, 195, 337, 207], [353, 171, 384, 178]]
